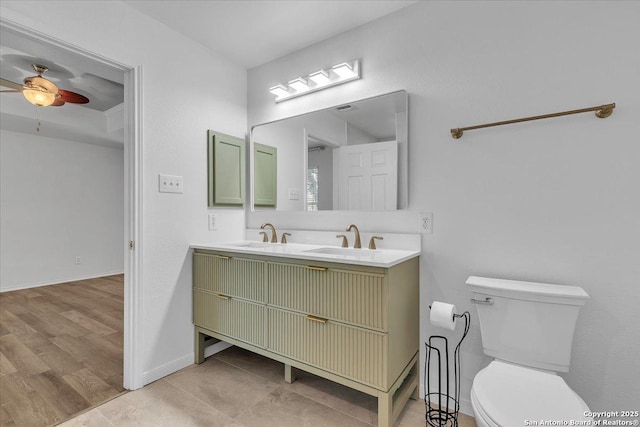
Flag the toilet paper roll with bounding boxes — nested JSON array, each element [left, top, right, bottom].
[[430, 301, 457, 330]]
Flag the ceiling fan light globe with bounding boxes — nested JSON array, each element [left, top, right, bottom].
[[23, 88, 56, 107], [25, 76, 59, 94], [22, 76, 59, 107]]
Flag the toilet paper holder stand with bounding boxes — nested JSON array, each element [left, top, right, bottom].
[[425, 306, 471, 427]]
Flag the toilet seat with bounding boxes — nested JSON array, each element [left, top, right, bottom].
[[471, 361, 591, 427]]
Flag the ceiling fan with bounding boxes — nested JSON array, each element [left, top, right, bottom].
[[0, 63, 89, 107]]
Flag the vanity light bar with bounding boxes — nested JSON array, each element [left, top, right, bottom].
[[288, 77, 309, 92], [269, 84, 290, 98], [331, 62, 357, 79], [308, 69, 330, 85], [269, 60, 361, 103]]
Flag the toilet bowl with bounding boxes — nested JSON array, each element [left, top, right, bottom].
[[470, 361, 591, 427], [466, 276, 592, 427]]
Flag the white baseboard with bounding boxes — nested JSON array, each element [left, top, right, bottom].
[[142, 353, 193, 386], [419, 383, 474, 418], [141, 342, 233, 386], [0, 270, 125, 293]]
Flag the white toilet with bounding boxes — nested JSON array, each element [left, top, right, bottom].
[[466, 276, 592, 427]]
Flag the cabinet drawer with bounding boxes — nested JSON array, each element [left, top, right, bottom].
[[194, 253, 264, 302], [267, 308, 387, 389], [194, 289, 264, 347], [267, 262, 387, 330]]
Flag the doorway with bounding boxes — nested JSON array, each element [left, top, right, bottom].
[[0, 18, 142, 393]]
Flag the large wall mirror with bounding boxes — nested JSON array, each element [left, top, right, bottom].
[[250, 90, 408, 211]]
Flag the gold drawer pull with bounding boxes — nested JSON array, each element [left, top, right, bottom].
[[306, 266, 327, 272], [305, 315, 328, 324], [217, 294, 231, 300], [213, 254, 232, 260]]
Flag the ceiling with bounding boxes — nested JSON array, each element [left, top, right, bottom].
[[1, 1, 416, 147], [0, 26, 125, 147], [124, 0, 418, 69], [0, 46, 124, 112]]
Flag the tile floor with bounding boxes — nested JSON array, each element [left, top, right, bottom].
[[59, 346, 477, 427]]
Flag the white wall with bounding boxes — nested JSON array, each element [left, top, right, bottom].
[[0, 0, 247, 384], [0, 130, 124, 290], [248, 1, 640, 413]]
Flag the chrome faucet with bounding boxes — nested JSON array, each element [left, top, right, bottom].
[[260, 223, 278, 243], [346, 224, 361, 249]]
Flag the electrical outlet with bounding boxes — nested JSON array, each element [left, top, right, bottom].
[[208, 213, 217, 231], [159, 174, 184, 193], [419, 212, 433, 234], [75, 256, 81, 264]]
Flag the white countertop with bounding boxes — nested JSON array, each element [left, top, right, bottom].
[[190, 241, 420, 268]]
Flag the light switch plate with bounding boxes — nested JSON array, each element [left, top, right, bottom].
[[288, 188, 301, 200], [159, 174, 183, 193]]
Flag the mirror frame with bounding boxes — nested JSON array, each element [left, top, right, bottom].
[[249, 90, 408, 212]]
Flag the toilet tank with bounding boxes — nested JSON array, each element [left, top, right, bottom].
[[466, 276, 589, 372]]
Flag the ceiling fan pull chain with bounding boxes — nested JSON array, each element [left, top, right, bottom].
[[35, 105, 40, 132]]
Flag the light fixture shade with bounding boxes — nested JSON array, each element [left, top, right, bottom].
[[308, 69, 331, 86], [269, 84, 290, 98], [23, 76, 59, 107], [23, 88, 56, 107], [288, 77, 309, 92], [331, 62, 357, 78]]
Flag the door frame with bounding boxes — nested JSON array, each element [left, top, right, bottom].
[[0, 18, 144, 389]]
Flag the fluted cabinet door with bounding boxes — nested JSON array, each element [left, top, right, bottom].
[[194, 290, 264, 347], [193, 253, 264, 302], [268, 262, 387, 331], [268, 307, 388, 390]]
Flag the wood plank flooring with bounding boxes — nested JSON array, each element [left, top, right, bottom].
[[0, 275, 124, 427]]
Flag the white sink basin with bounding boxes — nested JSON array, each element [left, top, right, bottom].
[[303, 247, 378, 257], [228, 242, 283, 249]]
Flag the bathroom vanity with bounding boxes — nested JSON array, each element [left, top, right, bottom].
[[191, 241, 419, 427]]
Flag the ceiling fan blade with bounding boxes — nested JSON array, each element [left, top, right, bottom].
[[58, 89, 89, 104], [51, 98, 66, 107], [1, 78, 24, 91]]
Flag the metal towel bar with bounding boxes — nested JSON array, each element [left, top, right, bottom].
[[451, 102, 615, 139]]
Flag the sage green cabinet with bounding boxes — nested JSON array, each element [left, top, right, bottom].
[[193, 250, 420, 427], [253, 142, 277, 207], [207, 130, 245, 206], [268, 306, 388, 389], [193, 253, 264, 301]]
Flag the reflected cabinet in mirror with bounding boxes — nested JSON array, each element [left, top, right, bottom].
[[250, 90, 408, 211]]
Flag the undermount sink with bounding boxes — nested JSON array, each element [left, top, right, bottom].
[[228, 242, 283, 249], [303, 247, 378, 257]]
